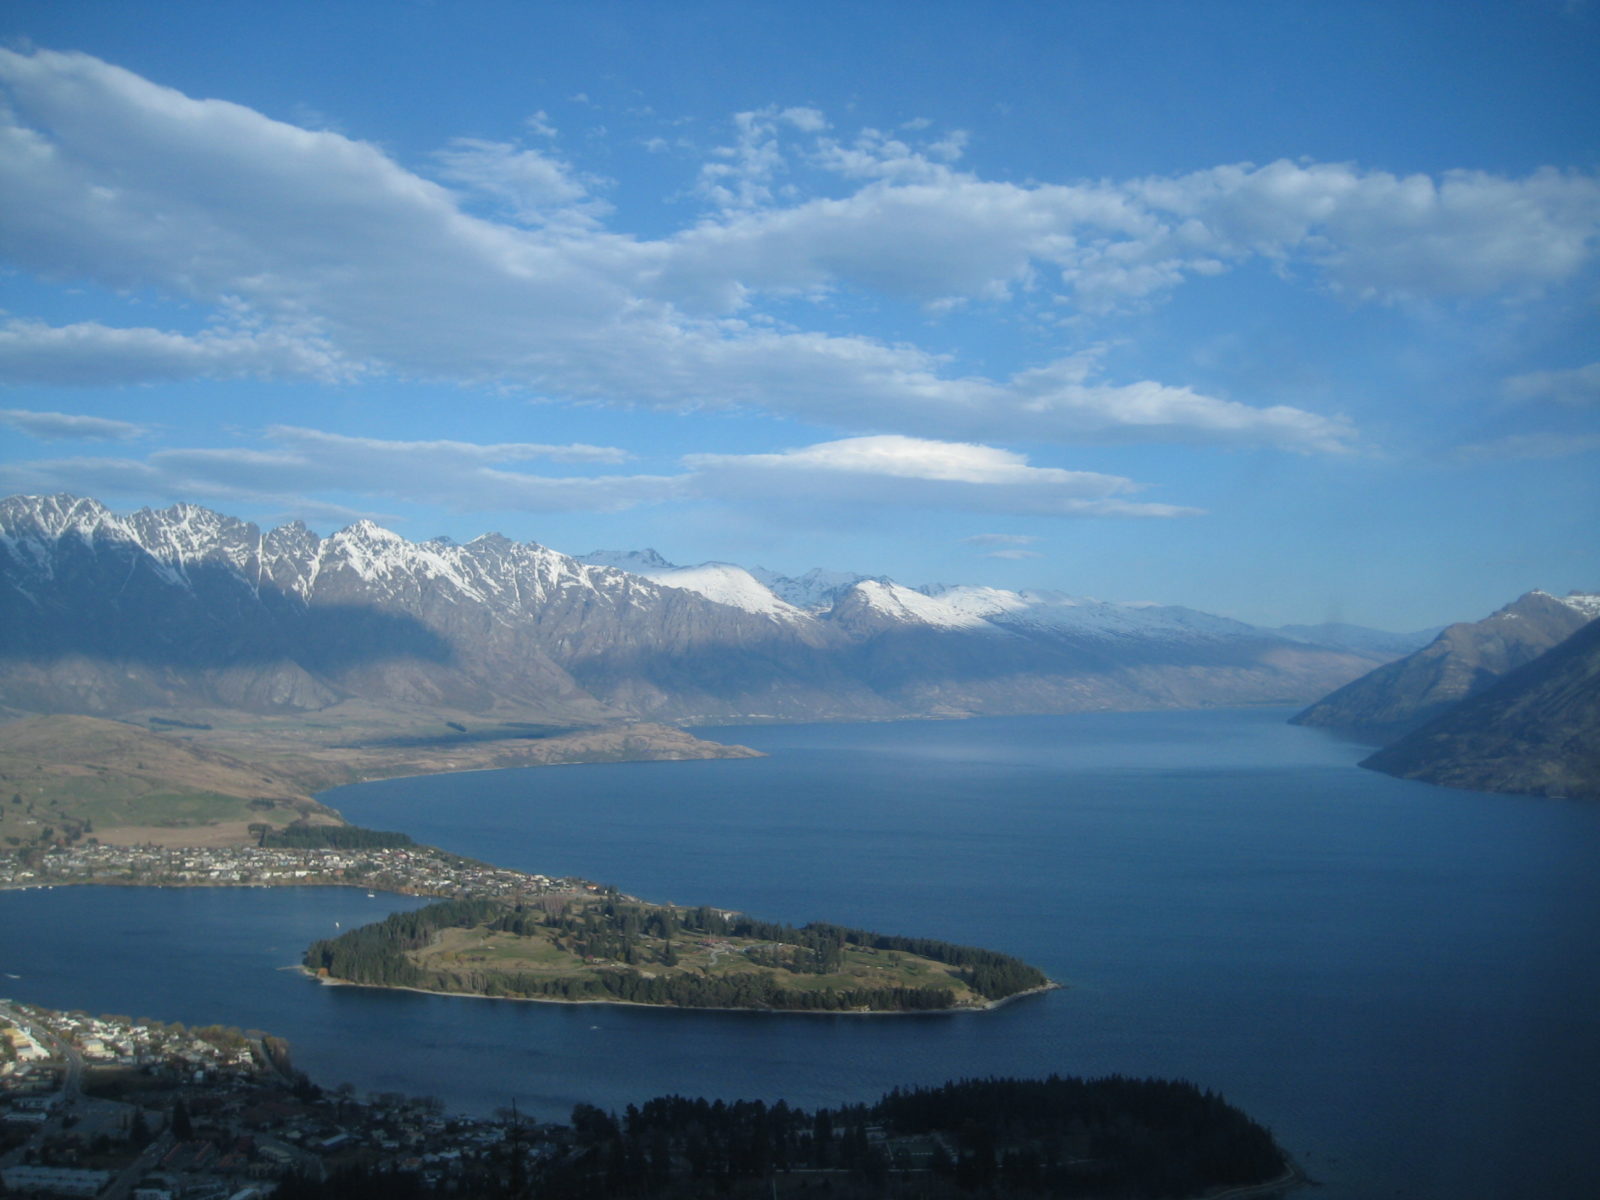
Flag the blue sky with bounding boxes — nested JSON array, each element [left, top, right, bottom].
[[1, 1, 1596, 630]]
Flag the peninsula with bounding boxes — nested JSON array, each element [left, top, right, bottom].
[[305, 893, 1055, 1013], [0, 823, 1056, 1015]]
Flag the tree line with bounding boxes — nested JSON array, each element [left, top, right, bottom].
[[534, 1074, 1285, 1199]]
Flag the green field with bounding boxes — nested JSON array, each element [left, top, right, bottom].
[[415, 924, 971, 1001]]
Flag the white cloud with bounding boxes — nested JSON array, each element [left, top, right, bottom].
[[0, 407, 148, 440], [4, 50, 1594, 454], [985, 548, 1044, 560], [1128, 160, 1600, 303], [683, 435, 1201, 517], [1503, 361, 1600, 406], [433, 137, 608, 227]]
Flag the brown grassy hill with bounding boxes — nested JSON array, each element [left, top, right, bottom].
[[0, 709, 760, 850], [0, 714, 331, 848]]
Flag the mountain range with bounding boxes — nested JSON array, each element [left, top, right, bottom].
[[0, 494, 1418, 728]]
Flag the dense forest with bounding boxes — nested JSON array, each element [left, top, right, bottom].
[[274, 1075, 1288, 1199], [303, 896, 1051, 1012]]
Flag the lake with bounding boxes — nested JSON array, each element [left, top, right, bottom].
[[4, 708, 1598, 1198]]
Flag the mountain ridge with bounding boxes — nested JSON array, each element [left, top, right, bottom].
[[4, 493, 1415, 727]]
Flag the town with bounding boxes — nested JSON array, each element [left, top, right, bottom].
[[2, 998, 561, 1198], [0, 843, 589, 904]]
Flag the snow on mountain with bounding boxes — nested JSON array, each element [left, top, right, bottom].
[[1552, 590, 1600, 619], [578, 551, 810, 622], [637, 563, 812, 623], [912, 584, 1266, 643], [750, 565, 873, 613], [847, 579, 1004, 631]]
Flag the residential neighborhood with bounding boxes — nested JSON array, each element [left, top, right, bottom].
[[0, 843, 593, 904], [2, 1000, 560, 1198]]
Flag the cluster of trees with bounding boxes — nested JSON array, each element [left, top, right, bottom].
[[305, 898, 504, 990], [259, 822, 417, 850], [305, 895, 1049, 1012], [536, 1075, 1285, 1199], [874, 1075, 1287, 1196]]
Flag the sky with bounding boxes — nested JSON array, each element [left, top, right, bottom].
[[0, 1, 1596, 631]]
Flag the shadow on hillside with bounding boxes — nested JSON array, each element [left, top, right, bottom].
[[0, 552, 454, 671]]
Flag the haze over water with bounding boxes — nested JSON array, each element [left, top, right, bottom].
[[6, 708, 1598, 1198]]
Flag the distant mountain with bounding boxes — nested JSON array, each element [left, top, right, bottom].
[[1361, 616, 1600, 799], [2, 494, 1398, 726], [1273, 622, 1442, 660], [1290, 590, 1600, 741]]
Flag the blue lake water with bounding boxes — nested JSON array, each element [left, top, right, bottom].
[[4, 708, 1598, 1198]]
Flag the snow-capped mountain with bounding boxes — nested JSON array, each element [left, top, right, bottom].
[[583, 548, 1421, 650], [750, 565, 875, 613], [578, 552, 813, 624], [3, 494, 1400, 724]]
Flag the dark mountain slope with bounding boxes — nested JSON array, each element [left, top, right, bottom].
[[1361, 617, 1600, 799], [1290, 590, 1600, 741]]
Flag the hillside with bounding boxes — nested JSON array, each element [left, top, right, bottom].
[[1361, 617, 1600, 799], [0, 714, 335, 848], [0, 711, 757, 848], [1290, 590, 1600, 741]]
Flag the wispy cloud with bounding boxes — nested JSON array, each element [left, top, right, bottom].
[[0, 318, 349, 386], [961, 533, 1040, 547], [961, 534, 1044, 559], [1503, 361, 1600, 406], [0, 407, 149, 441], [1456, 431, 1600, 461], [0, 428, 1200, 522]]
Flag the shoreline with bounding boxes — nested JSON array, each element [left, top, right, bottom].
[[301, 966, 1063, 1017], [1200, 1156, 1309, 1198]]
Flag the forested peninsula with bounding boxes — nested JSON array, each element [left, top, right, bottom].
[[305, 894, 1054, 1013]]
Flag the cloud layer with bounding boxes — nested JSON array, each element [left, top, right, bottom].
[[3, 49, 1597, 461], [0, 426, 1196, 523]]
